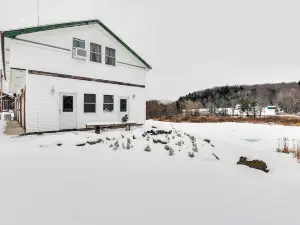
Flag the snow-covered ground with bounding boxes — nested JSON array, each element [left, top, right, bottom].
[[0, 120, 300, 225]]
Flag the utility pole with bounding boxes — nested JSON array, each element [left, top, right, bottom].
[[0, 69, 3, 113]]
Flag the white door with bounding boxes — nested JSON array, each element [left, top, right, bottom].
[[119, 97, 129, 122], [59, 93, 77, 130]]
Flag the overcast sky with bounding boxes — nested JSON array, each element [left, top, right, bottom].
[[1, 0, 300, 100]]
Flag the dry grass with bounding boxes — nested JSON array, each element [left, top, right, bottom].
[[155, 115, 300, 127], [276, 138, 300, 163]]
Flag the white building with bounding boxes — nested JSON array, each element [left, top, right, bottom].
[[0, 19, 152, 133]]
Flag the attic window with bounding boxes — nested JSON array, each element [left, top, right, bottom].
[[73, 38, 85, 49], [73, 38, 87, 58], [90, 43, 101, 63], [105, 47, 116, 66]]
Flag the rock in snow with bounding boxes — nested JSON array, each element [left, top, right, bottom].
[[237, 156, 269, 173]]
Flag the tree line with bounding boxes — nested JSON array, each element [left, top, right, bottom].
[[146, 81, 300, 119]]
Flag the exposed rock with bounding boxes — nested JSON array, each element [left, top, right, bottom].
[[133, 135, 136, 139], [143, 129, 172, 137], [237, 156, 269, 173], [204, 139, 211, 144], [76, 142, 86, 147], [211, 144, 215, 147], [121, 134, 124, 138], [152, 126, 157, 129], [106, 137, 111, 141], [153, 139, 167, 145], [87, 139, 103, 145], [57, 143, 63, 146]]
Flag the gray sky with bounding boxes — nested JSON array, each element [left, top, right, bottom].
[[1, 0, 300, 100]]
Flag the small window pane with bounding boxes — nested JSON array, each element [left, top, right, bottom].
[[84, 104, 96, 113], [104, 95, 114, 103], [84, 94, 96, 103], [105, 56, 116, 66], [105, 47, 115, 57], [103, 103, 114, 112], [90, 43, 101, 53], [90, 52, 101, 63], [63, 96, 73, 112], [120, 99, 127, 112], [73, 38, 85, 49], [76, 48, 87, 57]]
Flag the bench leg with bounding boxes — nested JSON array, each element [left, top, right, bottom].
[[95, 126, 101, 134], [126, 124, 130, 131]]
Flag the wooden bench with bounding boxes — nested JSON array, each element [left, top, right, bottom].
[[86, 121, 137, 134]]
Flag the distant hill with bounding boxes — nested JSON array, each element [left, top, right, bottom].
[[178, 82, 300, 113]]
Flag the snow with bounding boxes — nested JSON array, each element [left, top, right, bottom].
[[0, 121, 300, 225]]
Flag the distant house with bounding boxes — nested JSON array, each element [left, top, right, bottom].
[[1, 19, 152, 133], [0, 93, 14, 111]]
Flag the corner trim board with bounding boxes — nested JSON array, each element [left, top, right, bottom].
[[28, 70, 145, 88]]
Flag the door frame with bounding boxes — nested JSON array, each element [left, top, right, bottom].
[[59, 92, 78, 130]]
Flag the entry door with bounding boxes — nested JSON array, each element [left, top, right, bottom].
[[59, 93, 77, 130], [119, 97, 129, 122]]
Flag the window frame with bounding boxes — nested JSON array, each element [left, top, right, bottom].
[[103, 95, 114, 112], [105, 47, 116, 66], [84, 93, 96, 113], [90, 42, 102, 63], [120, 98, 128, 112]]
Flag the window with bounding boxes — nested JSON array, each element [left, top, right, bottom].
[[63, 96, 73, 112], [73, 38, 86, 57], [84, 94, 96, 113], [120, 99, 127, 112], [105, 47, 116, 66], [90, 43, 101, 63], [103, 95, 114, 112], [73, 38, 85, 49]]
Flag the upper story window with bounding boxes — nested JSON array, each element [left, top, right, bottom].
[[90, 43, 101, 63], [105, 47, 116, 66], [73, 38, 87, 59]]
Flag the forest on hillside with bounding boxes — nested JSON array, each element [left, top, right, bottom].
[[146, 81, 300, 119]]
